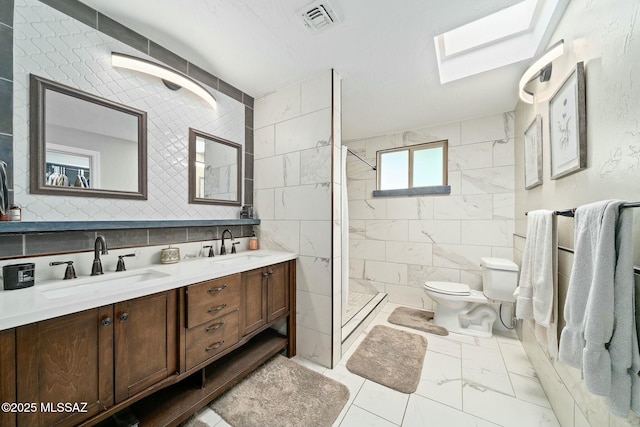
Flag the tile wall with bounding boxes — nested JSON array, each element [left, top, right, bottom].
[[1, 0, 258, 258], [0, 0, 13, 207], [344, 112, 515, 309], [13, 0, 245, 221], [253, 70, 339, 368]]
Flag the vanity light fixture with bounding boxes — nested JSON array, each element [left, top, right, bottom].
[[111, 52, 217, 109], [518, 39, 564, 104]]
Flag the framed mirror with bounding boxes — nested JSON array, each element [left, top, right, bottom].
[[30, 74, 148, 200], [189, 128, 242, 206]]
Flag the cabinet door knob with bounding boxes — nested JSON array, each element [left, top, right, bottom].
[[268, 270, 274, 276], [119, 312, 129, 322], [101, 317, 113, 327], [207, 284, 227, 293], [205, 340, 225, 352], [262, 272, 269, 278], [207, 303, 227, 314]]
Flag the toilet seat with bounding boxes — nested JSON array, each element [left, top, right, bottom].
[[424, 281, 471, 296]]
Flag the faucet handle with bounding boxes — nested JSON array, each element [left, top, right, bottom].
[[231, 241, 239, 254], [203, 245, 215, 257], [49, 261, 77, 280], [116, 253, 135, 272]]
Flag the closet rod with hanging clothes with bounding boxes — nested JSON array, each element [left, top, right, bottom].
[[347, 148, 376, 171], [525, 202, 640, 217]]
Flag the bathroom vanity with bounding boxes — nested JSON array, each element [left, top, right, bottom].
[[0, 250, 297, 427]]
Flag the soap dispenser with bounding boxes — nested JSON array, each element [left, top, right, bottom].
[[249, 231, 258, 250]]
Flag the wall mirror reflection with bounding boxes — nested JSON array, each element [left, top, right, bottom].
[[189, 128, 242, 206], [30, 74, 148, 199]]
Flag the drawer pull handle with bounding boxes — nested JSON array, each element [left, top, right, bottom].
[[205, 340, 225, 352], [208, 303, 227, 313], [208, 284, 227, 293], [206, 321, 225, 332]]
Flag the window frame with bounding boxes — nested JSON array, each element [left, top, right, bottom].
[[374, 140, 450, 197]]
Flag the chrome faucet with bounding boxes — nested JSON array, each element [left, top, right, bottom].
[[91, 235, 109, 276], [220, 229, 236, 255]]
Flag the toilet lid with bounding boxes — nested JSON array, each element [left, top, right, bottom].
[[424, 281, 471, 296]]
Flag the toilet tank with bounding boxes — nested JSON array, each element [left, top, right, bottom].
[[480, 257, 519, 302]]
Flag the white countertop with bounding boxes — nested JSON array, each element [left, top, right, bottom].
[[0, 250, 297, 331]]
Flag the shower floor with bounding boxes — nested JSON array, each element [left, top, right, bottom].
[[343, 291, 378, 324]]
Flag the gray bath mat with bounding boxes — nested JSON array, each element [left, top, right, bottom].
[[346, 325, 427, 393], [388, 306, 449, 336], [210, 355, 349, 427]]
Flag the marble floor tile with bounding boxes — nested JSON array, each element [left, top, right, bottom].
[[339, 405, 399, 427], [498, 338, 538, 380], [194, 304, 559, 427], [423, 333, 462, 359], [352, 380, 410, 425], [415, 351, 463, 409], [509, 372, 552, 408], [463, 382, 560, 427], [402, 394, 499, 427], [461, 343, 514, 395]]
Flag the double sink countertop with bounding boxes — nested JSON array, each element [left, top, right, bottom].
[[0, 249, 297, 331]]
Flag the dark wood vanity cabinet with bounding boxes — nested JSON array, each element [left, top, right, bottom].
[[0, 329, 17, 427], [241, 262, 289, 336], [0, 259, 296, 427], [15, 306, 114, 427], [11, 289, 177, 427], [114, 290, 178, 402]]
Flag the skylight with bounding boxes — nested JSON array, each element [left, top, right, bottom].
[[433, 0, 568, 84], [441, 0, 537, 56]]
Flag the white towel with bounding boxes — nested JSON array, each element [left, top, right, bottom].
[[516, 210, 555, 324], [606, 206, 640, 416], [558, 200, 619, 397]]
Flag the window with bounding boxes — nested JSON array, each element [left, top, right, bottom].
[[374, 140, 449, 197]]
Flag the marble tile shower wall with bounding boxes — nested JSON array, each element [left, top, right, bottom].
[[345, 112, 515, 309], [253, 71, 335, 368]]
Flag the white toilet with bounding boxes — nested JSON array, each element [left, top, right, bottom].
[[423, 257, 519, 338]]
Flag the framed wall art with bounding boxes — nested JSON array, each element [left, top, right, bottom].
[[524, 115, 543, 189], [549, 61, 586, 179]]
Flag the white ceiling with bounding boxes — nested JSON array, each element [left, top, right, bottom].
[[78, 0, 534, 140]]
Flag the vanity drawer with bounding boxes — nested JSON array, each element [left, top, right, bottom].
[[186, 274, 241, 328], [185, 309, 239, 370]]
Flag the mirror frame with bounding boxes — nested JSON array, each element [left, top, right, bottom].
[[29, 74, 148, 200], [188, 128, 242, 206]]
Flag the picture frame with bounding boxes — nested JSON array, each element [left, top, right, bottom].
[[549, 61, 586, 179], [524, 115, 543, 189]]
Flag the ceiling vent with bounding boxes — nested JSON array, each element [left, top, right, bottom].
[[298, 1, 340, 33]]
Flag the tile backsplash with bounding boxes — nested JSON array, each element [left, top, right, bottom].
[[0, 224, 254, 260]]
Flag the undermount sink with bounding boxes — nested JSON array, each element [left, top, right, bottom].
[[213, 253, 270, 266], [40, 269, 170, 299]]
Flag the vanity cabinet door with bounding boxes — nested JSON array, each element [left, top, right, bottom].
[[16, 306, 114, 427], [241, 267, 267, 336], [241, 262, 291, 336], [267, 262, 289, 322], [0, 329, 16, 427], [114, 290, 178, 403]]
